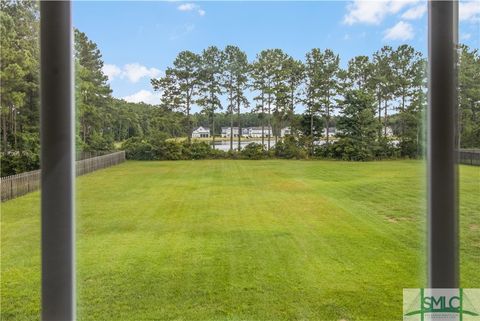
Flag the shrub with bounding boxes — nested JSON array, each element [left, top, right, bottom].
[[274, 136, 308, 159], [313, 143, 335, 159], [241, 143, 267, 160], [123, 137, 221, 160], [209, 148, 228, 159], [329, 138, 375, 161], [0, 151, 40, 176], [122, 137, 155, 160], [121, 135, 402, 162], [86, 132, 114, 151], [183, 141, 212, 160], [154, 140, 183, 160]]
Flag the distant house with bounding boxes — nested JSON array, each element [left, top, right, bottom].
[[322, 127, 337, 137], [248, 127, 272, 138], [192, 126, 210, 138], [384, 126, 394, 137], [221, 127, 272, 138], [221, 127, 240, 138], [280, 127, 292, 137]]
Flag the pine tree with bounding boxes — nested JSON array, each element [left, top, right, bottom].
[[152, 51, 201, 143], [458, 45, 480, 148], [0, 0, 40, 154], [304, 48, 323, 153], [74, 29, 113, 151], [318, 49, 340, 145], [224, 45, 249, 151], [197, 46, 224, 148], [336, 90, 380, 160], [373, 46, 395, 139]]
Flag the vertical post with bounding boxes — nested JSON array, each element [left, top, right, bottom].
[[428, 0, 459, 288], [40, 1, 75, 320]]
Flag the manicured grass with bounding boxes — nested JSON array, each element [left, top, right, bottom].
[[1, 160, 479, 321]]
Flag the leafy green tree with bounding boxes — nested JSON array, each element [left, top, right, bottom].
[[373, 46, 395, 138], [318, 49, 340, 144], [74, 29, 113, 151], [458, 45, 480, 148], [391, 45, 422, 112], [0, 0, 39, 154], [303, 48, 324, 153], [391, 45, 424, 153], [269, 49, 291, 144], [282, 57, 304, 131], [335, 90, 380, 160], [345, 55, 374, 92], [224, 45, 249, 151], [152, 51, 201, 143], [197, 46, 225, 148], [250, 54, 270, 149]]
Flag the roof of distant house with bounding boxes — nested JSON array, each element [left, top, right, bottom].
[[193, 126, 210, 131]]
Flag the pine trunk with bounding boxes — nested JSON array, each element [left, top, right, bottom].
[[186, 97, 191, 144], [267, 93, 271, 150], [230, 110, 233, 152], [261, 93, 265, 150], [2, 112, 8, 153], [310, 107, 314, 155], [237, 99, 241, 152], [384, 100, 388, 138], [212, 112, 215, 150], [326, 100, 330, 145]]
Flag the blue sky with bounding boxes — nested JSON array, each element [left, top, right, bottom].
[[73, 1, 479, 110]]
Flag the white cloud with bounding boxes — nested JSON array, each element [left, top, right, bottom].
[[383, 21, 414, 41], [177, 3, 206, 16], [177, 3, 196, 11], [102, 64, 122, 81], [343, 0, 418, 25], [459, 1, 480, 23], [123, 63, 161, 83], [401, 4, 426, 20], [102, 63, 161, 83], [122, 90, 161, 105]]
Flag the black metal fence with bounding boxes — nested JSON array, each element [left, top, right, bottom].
[[459, 149, 480, 166]]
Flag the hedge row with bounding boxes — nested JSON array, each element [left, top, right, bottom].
[[122, 136, 402, 161]]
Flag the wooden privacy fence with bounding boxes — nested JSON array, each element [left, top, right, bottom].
[[75, 151, 125, 176], [1, 151, 125, 202], [459, 149, 480, 166]]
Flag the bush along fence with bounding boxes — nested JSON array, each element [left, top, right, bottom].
[[459, 149, 480, 166], [1, 151, 125, 202]]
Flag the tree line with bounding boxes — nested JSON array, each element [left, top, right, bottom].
[[153, 44, 478, 157], [1, 1, 479, 175], [153, 45, 426, 154]]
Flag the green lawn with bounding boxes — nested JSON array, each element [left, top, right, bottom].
[[1, 160, 479, 321]]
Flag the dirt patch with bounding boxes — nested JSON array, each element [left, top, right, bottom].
[[387, 217, 399, 223], [385, 215, 415, 223], [470, 224, 479, 231]]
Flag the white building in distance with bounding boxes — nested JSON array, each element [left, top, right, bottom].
[[221, 127, 240, 138], [246, 127, 272, 138], [192, 126, 210, 138], [221, 127, 272, 138], [322, 127, 337, 137], [384, 126, 394, 137], [280, 127, 292, 137]]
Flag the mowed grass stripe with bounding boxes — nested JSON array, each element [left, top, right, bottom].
[[1, 160, 478, 321]]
